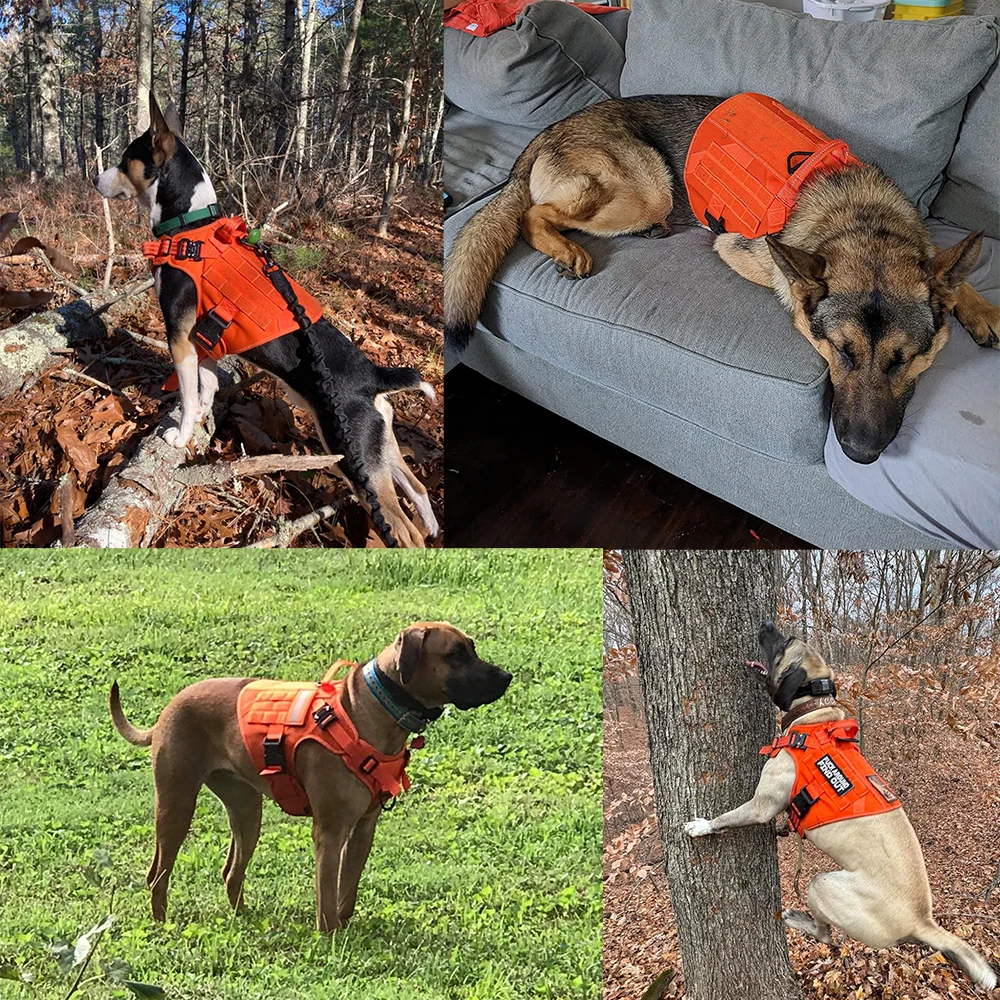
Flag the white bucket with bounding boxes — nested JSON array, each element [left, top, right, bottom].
[[803, 0, 891, 20]]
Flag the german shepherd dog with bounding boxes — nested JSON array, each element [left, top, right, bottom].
[[445, 95, 1000, 464]]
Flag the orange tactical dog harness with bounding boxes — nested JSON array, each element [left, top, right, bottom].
[[685, 92, 862, 239], [237, 661, 423, 817], [141, 215, 324, 388], [760, 719, 901, 835]]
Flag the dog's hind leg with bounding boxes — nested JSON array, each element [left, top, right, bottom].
[[205, 771, 262, 913], [782, 908, 833, 944], [713, 234, 776, 288], [521, 202, 594, 280], [953, 281, 1000, 348], [806, 870, 900, 950], [147, 777, 199, 921]]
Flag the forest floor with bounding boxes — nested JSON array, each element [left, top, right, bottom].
[[0, 176, 442, 547], [0, 549, 601, 1000], [604, 684, 1000, 1000]]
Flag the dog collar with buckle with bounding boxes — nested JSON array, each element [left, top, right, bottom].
[[152, 202, 221, 237], [781, 695, 841, 731], [362, 660, 442, 733]]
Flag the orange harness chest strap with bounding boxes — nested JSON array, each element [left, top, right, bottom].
[[237, 661, 422, 817], [760, 718, 901, 835], [141, 215, 324, 391], [685, 92, 862, 239]]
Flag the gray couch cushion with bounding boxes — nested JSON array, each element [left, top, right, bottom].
[[444, 108, 543, 214], [445, 200, 830, 465], [825, 219, 1000, 547], [930, 0, 1000, 239], [444, 1, 623, 127], [620, 0, 1000, 212]]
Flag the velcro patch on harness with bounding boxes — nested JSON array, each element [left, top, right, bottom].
[[867, 774, 898, 803], [815, 754, 853, 796]]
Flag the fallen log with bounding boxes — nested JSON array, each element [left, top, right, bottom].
[[70, 357, 242, 547], [0, 278, 155, 398]]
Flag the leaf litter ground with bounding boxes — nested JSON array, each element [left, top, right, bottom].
[[0, 178, 442, 547]]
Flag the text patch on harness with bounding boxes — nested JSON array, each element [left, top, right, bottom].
[[815, 754, 853, 796]]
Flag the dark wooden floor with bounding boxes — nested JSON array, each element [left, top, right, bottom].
[[445, 366, 811, 549]]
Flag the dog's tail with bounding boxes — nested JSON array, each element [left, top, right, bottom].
[[444, 145, 537, 353], [109, 682, 154, 747], [915, 920, 997, 989]]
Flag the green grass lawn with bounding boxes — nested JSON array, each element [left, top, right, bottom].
[[0, 550, 601, 1000]]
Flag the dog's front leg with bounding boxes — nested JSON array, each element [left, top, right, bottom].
[[336, 810, 380, 925], [684, 754, 794, 837], [197, 357, 220, 419], [312, 822, 353, 933], [160, 269, 202, 449], [952, 281, 999, 349]]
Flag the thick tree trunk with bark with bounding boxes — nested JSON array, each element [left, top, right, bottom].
[[35, 0, 63, 177], [295, 0, 317, 169], [623, 549, 801, 1000]]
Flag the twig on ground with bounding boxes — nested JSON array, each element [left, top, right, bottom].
[[94, 143, 115, 291], [58, 474, 75, 548], [217, 371, 268, 397], [50, 367, 129, 398], [113, 325, 169, 351], [170, 453, 344, 487], [248, 502, 343, 548], [91, 277, 155, 318], [31, 249, 88, 296]]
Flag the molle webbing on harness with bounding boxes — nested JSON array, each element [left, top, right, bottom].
[[237, 661, 419, 817], [684, 92, 862, 239], [760, 718, 901, 835], [141, 215, 324, 372]]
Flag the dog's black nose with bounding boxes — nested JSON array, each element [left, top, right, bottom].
[[760, 621, 775, 634]]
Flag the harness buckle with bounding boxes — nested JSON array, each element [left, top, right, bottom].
[[788, 731, 808, 750], [192, 307, 233, 353], [174, 238, 203, 261], [313, 704, 335, 729], [359, 756, 379, 775], [263, 736, 286, 772], [790, 785, 820, 823]]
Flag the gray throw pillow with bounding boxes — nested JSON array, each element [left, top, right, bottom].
[[444, 1, 624, 128], [620, 0, 1000, 211], [930, 0, 1000, 237]]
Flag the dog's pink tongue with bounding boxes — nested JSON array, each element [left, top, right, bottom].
[[746, 659, 766, 673]]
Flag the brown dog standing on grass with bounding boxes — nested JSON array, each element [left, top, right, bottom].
[[109, 622, 512, 932]]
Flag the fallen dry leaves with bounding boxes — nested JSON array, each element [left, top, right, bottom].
[[0, 176, 442, 546]]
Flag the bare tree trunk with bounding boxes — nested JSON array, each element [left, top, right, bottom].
[[624, 549, 801, 1000], [273, 0, 297, 157], [295, 0, 317, 170], [377, 56, 415, 237], [136, 0, 154, 131], [326, 0, 365, 160], [179, 0, 199, 131], [35, 0, 63, 177]]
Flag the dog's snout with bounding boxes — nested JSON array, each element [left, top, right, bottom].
[[760, 621, 775, 634]]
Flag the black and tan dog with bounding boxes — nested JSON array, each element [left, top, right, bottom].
[[109, 622, 512, 931], [445, 95, 1000, 464], [96, 94, 437, 546], [683, 621, 997, 990]]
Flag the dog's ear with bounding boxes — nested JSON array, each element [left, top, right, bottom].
[[149, 93, 176, 165], [773, 663, 806, 711], [925, 230, 983, 300], [766, 237, 827, 314], [162, 101, 183, 137], [397, 626, 428, 685]]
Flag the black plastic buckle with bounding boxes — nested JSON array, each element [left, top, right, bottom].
[[380, 793, 396, 811], [263, 736, 286, 771], [192, 308, 233, 352], [705, 211, 726, 235], [787, 151, 812, 175], [359, 756, 379, 775], [174, 238, 203, 261], [790, 786, 820, 822], [788, 731, 808, 750], [313, 704, 335, 729]]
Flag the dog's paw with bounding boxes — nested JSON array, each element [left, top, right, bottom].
[[642, 222, 671, 239], [163, 427, 190, 450], [962, 302, 1000, 348], [782, 909, 832, 943], [684, 818, 714, 838], [553, 247, 592, 280]]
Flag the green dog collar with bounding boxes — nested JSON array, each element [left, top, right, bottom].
[[152, 203, 221, 237]]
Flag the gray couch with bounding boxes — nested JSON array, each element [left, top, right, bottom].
[[444, 0, 1000, 548]]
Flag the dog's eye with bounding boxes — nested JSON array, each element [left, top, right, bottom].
[[885, 351, 904, 377], [837, 347, 855, 371]]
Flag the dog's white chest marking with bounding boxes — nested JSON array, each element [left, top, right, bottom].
[[145, 179, 162, 228]]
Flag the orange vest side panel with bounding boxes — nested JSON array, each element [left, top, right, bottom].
[[761, 719, 902, 834], [237, 670, 411, 817], [684, 93, 861, 239], [141, 216, 324, 363]]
